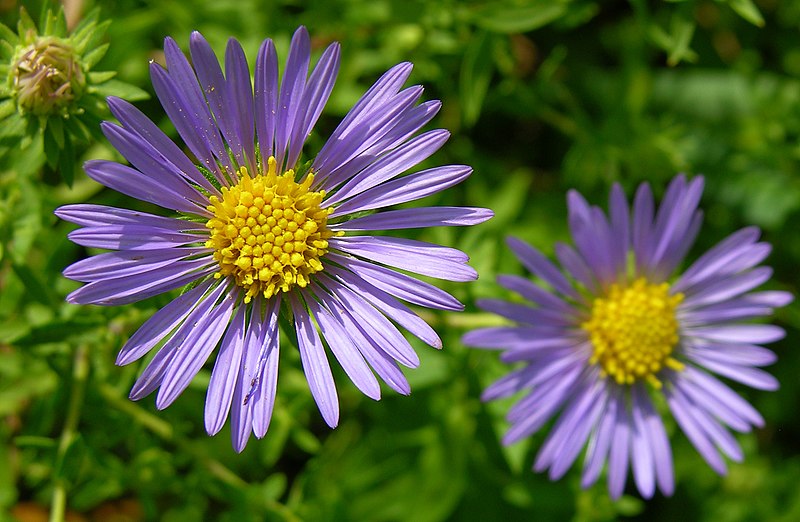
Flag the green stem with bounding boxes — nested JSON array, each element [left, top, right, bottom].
[[49, 344, 89, 522]]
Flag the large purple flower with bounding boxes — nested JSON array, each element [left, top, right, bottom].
[[57, 27, 492, 451], [463, 175, 790, 499]]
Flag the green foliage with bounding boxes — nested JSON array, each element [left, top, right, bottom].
[[1, 0, 799, 521]]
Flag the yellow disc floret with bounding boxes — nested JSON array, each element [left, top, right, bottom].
[[582, 277, 684, 388], [205, 157, 334, 302]]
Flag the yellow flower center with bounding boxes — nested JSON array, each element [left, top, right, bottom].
[[205, 157, 334, 302], [582, 277, 684, 388]]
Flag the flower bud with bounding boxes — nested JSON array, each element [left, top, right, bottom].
[[13, 36, 85, 116]]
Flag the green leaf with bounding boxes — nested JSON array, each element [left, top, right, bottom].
[[83, 43, 110, 69], [0, 22, 18, 47], [727, 0, 765, 27], [91, 79, 149, 101], [0, 99, 15, 121], [649, 15, 698, 66], [460, 31, 495, 127], [88, 70, 116, 84], [0, 113, 26, 139], [469, 0, 571, 33], [59, 133, 75, 186]]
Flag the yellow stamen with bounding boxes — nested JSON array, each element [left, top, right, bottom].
[[582, 277, 684, 388], [205, 157, 334, 302]]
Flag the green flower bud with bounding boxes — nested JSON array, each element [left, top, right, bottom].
[[13, 36, 86, 116]]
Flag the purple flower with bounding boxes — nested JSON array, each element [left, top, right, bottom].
[[463, 175, 790, 499], [57, 27, 492, 451]]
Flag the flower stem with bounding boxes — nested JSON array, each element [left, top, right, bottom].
[[49, 344, 89, 522]]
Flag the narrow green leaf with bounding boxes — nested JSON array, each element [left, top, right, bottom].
[[83, 43, 110, 68], [728, 0, 765, 27], [87, 69, 116, 84], [91, 79, 149, 101], [459, 31, 495, 127], [469, 0, 570, 33]]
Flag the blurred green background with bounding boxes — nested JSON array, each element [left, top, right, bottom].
[[2, 0, 800, 520]]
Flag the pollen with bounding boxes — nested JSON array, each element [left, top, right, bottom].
[[582, 277, 684, 388], [205, 157, 335, 303]]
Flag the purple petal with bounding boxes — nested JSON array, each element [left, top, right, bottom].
[[314, 87, 425, 191], [286, 41, 340, 169], [554, 242, 598, 296], [321, 293, 411, 395], [680, 267, 774, 309], [686, 324, 785, 344], [506, 237, 580, 300], [289, 293, 339, 427], [106, 96, 218, 194], [150, 55, 229, 180], [255, 38, 279, 160], [329, 165, 474, 218], [536, 376, 607, 480], [275, 27, 311, 170], [230, 299, 265, 451], [632, 182, 655, 274], [330, 236, 477, 282], [666, 386, 727, 475], [633, 386, 674, 496], [607, 393, 631, 500], [608, 183, 630, 277], [320, 278, 420, 368], [325, 129, 450, 207], [312, 62, 413, 177], [55, 204, 206, 231], [162, 36, 234, 175], [683, 366, 764, 427], [325, 267, 442, 348], [630, 387, 656, 498], [67, 224, 206, 251], [64, 247, 208, 282], [502, 362, 584, 445], [581, 390, 617, 489], [673, 370, 756, 431], [461, 326, 575, 350], [156, 288, 236, 409], [305, 293, 381, 400], [687, 355, 779, 391], [205, 303, 247, 435], [475, 298, 573, 327], [672, 227, 760, 292], [251, 297, 281, 439], [671, 385, 743, 462], [84, 160, 208, 215], [66, 259, 215, 305], [332, 206, 493, 231], [328, 253, 464, 311], [100, 122, 208, 208], [224, 38, 256, 170], [189, 33, 250, 172], [566, 193, 616, 284], [496, 274, 579, 316], [686, 342, 777, 367], [648, 176, 704, 273], [116, 280, 214, 365], [128, 282, 227, 400]]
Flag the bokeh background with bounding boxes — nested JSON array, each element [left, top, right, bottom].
[[2, 0, 800, 520]]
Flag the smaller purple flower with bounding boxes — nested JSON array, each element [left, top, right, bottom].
[[463, 175, 791, 499], [58, 27, 492, 451]]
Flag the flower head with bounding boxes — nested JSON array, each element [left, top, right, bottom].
[[463, 175, 790, 499], [0, 7, 146, 181], [57, 28, 492, 451]]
